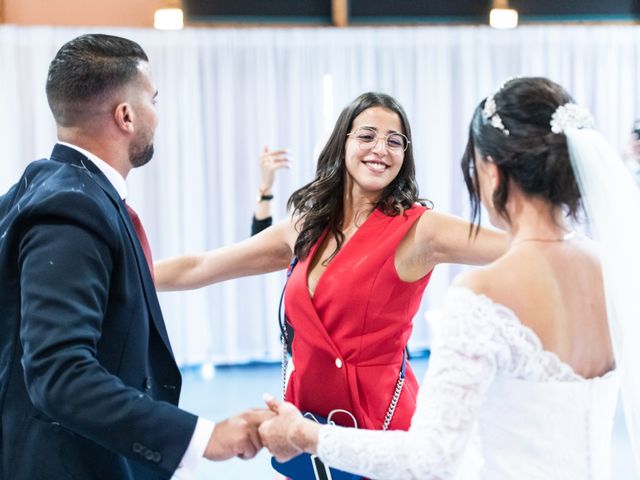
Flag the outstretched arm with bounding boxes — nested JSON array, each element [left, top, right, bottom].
[[155, 216, 298, 291], [398, 210, 508, 281]]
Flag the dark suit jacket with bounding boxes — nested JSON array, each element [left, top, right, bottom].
[[0, 144, 197, 480]]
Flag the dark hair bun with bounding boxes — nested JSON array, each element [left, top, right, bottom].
[[462, 77, 583, 227]]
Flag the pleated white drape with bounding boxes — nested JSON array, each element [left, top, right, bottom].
[[2, 24, 640, 366]]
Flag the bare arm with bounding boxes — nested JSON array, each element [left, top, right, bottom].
[[154, 217, 298, 291], [398, 210, 508, 281]]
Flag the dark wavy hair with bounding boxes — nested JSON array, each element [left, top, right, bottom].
[[461, 77, 582, 234], [288, 92, 420, 261], [46, 34, 148, 127]]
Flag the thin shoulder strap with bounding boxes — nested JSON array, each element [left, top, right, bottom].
[[278, 256, 298, 342], [279, 256, 298, 398]]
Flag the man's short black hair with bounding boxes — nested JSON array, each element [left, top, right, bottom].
[[46, 33, 148, 126]]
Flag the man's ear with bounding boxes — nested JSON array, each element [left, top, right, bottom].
[[114, 102, 134, 133]]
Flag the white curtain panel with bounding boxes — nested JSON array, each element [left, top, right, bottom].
[[1, 24, 639, 366]]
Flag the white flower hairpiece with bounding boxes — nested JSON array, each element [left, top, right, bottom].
[[482, 94, 509, 135], [550, 103, 595, 134]]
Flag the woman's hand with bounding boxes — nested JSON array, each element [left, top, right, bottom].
[[258, 394, 320, 462], [259, 146, 290, 195]]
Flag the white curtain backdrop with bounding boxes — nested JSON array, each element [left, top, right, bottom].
[[2, 24, 640, 366]]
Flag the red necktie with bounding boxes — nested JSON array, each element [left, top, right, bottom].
[[125, 203, 154, 280]]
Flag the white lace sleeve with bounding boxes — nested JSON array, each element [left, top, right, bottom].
[[316, 287, 506, 480]]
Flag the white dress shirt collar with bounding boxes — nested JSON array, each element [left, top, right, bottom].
[[57, 141, 128, 200]]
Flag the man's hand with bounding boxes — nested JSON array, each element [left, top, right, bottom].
[[204, 409, 275, 461]]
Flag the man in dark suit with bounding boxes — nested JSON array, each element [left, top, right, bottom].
[[0, 34, 270, 480]]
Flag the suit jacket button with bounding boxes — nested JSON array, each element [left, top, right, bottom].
[[133, 442, 143, 453], [152, 452, 162, 463], [335, 358, 343, 368]]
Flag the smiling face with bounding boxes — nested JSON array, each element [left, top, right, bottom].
[[344, 106, 405, 200]]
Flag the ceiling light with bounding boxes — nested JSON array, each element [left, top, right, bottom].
[[489, 0, 518, 29], [154, 7, 184, 30]]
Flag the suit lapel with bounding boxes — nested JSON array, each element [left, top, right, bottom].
[[116, 199, 175, 358], [49, 144, 176, 360]]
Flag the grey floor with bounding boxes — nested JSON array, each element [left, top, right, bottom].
[[179, 358, 637, 479]]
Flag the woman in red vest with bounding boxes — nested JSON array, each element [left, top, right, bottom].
[[155, 92, 505, 431]]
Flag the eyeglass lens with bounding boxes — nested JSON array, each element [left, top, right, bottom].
[[351, 127, 408, 151]]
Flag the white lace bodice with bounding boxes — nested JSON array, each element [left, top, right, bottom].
[[317, 287, 619, 479]]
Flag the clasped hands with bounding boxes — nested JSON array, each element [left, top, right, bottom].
[[204, 394, 319, 462]]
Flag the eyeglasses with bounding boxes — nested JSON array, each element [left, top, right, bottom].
[[347, 126, 410, 153]]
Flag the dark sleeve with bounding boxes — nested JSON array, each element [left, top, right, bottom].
[[251, 214, 273, 236], [18, 196, 196, 477]]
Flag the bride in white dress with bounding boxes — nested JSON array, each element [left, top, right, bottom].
[[258, 77, 640, 479]]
